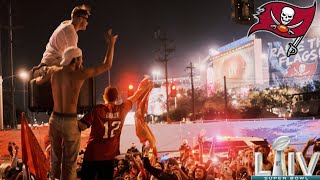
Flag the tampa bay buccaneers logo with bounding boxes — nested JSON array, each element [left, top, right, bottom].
[[248, 1, 316, 57]]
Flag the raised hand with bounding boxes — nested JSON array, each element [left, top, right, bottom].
[[143, 144, 150, 157], [307, 137, 316, 146], [105, 29, 118, 45], [138, 75, 153, 89]]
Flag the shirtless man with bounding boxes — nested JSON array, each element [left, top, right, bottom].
[[36, 29, 117, 180]]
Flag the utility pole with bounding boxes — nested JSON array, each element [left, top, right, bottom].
[[0, 0, 22, 129], [186, 62, 195, 121], [0, 25, 3, 130], [154, 29, 175, 120], [0, 25, 2, 75], [9, 0, 16, 128], [224, 76, 228, 119]]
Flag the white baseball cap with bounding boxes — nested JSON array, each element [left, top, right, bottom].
[[60, 46, 82, 66]]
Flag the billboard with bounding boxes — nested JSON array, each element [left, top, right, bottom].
[[268, 37, 320, 86], [208, 41, 256, 91]]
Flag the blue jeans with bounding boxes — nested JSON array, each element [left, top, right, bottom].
[[49, 114, 80, 180]]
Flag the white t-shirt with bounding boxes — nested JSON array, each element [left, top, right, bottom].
[[41, 20, 78, 66]]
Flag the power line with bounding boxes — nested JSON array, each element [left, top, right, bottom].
[[154, 28, 175, 120], [186, 62, 195, 121]]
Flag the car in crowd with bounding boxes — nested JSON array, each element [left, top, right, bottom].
[[192, 136, 269, 163]]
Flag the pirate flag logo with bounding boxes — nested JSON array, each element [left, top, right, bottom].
[[285, 62, 317, 82], [248, 1, 316, 57]]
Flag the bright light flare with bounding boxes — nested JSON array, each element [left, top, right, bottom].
[[200, 64, 206, 71], [212, 156, 219, 163], [209, 48, 219, 56], [216, 135, 224, 141], [152, 70, 160, 76], [195, 63, 206, 71], [261, 53, 268, 59], [18, 70, 29, 80]]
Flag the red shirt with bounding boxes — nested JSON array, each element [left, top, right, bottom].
[[80, 101, 132, 161]]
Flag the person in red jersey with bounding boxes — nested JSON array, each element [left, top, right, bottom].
[[78, 76, 153, 180]]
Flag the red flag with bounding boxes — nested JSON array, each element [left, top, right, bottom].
[[248, 1, 316, 38], [134, 77, 158, 158], [285, 62, 317, 81], [21, 112, 50, 180]]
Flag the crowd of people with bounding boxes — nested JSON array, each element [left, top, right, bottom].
[[0, 130, 320, 180], [71, 137, 320, 180]]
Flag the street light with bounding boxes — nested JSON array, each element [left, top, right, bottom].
[[18, 70, 29, 113], [5, 70, 30, 109], [128, 84, 134, 97], [152, 70, 160, 82], [18, 70, 28, 80]]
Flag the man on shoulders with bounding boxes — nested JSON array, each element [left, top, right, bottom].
[[37, 29, 117, 180], [33, 4, 90, 78]]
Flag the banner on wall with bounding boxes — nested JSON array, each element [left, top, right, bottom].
[[268, 37, 320, 86]]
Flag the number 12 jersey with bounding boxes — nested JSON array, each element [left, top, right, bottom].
[[79, 101, 132, 161]]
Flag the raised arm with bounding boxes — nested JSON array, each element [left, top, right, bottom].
[[80, 29, 118, 79], [302, 138, 315, 158], [128, 77, 154, 104], [10, 144, 19, 169]]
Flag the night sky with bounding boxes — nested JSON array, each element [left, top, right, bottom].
[[0, 0, 311, 103], [0, 0, 251, 94]]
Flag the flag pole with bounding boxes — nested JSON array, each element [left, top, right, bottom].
[[286, 35, 304, 57]]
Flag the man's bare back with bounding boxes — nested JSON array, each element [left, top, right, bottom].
[[51, 68, 85, 114]]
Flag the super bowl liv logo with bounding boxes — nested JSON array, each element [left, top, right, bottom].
[[252, 136, 320, 180]]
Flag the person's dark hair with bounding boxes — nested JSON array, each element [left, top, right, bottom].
[[155, 162, 164, 170], [7, 164, 22, 180], [116, 159, 129, 174], [313, 144, 320, 152], [192, 165, 207, 180], [255, 144, 270, 156], [166, 158, 179, 166], [103, 87, 118, 102], [313, 138, 320, 152]]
